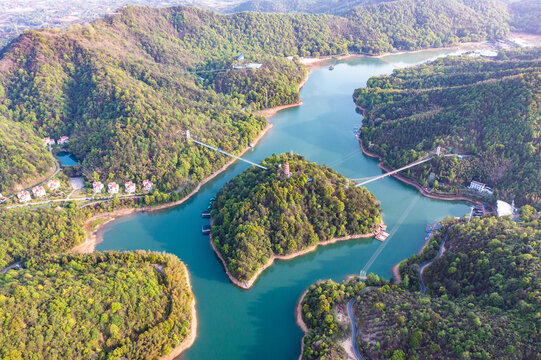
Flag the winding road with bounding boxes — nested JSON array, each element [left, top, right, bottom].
[[418, 228, 451, 294], [347, 299, 363, 360]]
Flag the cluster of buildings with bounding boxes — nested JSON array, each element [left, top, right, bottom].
[[43, 136, 69, 146], [92, 179, 153, 195], [16, 179, 63, 202], [468, 181, 493, 196]]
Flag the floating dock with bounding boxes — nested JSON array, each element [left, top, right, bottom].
[[202, 211, 211, 218], [202, 225, 211, 235]]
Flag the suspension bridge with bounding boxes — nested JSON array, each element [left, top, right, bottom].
[[352, 156, 433, 186], [188, 131, 267, 170]]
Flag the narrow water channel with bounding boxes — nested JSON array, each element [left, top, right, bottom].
[[97, 48, 471, 360]]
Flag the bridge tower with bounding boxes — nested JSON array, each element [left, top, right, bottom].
[[359, 270, 367, 280]]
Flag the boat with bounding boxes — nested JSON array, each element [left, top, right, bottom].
[[329, 65, 335, 70], [202, 225, 211, 235]]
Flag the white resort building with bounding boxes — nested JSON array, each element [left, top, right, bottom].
[[47, 179, 61, 191], [93, 181, 104, 193], [124, 181, 136, 194], [108, 182, 119, 195], [17, 191, 31, 202], [468, 181, 493, 196], [143, 179, 153, 192], [32, 186, 46, 198], [43, 137, 56, 146]]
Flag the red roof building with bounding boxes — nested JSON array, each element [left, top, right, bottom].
[[124, 181, 136, 194], [17, 191, 31, 202], [108, 182, 119, 195], [93, 181, 104, 193], [47, 179, 61, 191], [143, 179, 153, 192], [32, 186, 46, 198]]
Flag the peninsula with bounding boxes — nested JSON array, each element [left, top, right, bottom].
[[210, 153, 382, 288], [298, 211, 541, 359], [354, 47, 541, 208]]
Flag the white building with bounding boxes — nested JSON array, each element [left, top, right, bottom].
[[57, 136, 69, 145], [17, 191, 31, 202], [47, 179, 61, 191], [143, 179, 153, 192], [43, 137, 55, 146], [108, 182, 119, 195], [32, 186, 46, 198], [468, 181, 493, 196], [93, 181, 104, 193], [497, 200, 514, 217], [124, 181, 136, 194]]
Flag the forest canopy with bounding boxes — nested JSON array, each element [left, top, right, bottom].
[[300, 214, 541, 359], [355, 47, 541, 207], [0, 1, 509, 193], [0, 251, 194, 360], [211, 153, 381, 284]]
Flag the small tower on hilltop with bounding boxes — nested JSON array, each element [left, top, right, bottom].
[[283, 162, 291, 178]]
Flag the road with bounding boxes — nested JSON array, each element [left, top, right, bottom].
[[347, 299, 363, 360], [418, 228, 451, 294], [1, 261, 21, 274], [7, 193, 147, 209]]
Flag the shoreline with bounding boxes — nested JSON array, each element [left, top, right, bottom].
[[210, 218, 382, 289], [254, 68, 311, 118], [74, 62, 314, 254], [392, 262, 402, 283], [295, 288, 310, 360], [297, 39, 500, 70], [159, 263, 198, 360], [73, 122, 273, 254]]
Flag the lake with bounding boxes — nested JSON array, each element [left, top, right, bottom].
[[97, 48, 471, 360]]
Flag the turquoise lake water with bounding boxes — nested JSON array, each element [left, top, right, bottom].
[[97, 48, 471, 360]]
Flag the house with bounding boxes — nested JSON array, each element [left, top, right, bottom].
[[43, 137, 55, 146], [468, 181, 493, 195], [236, 53, 244, 62], [57, 136, 69, 145], [143, 179, 153, 192], [0, 193, 6, 204], [93, 181, 104, 193], [32, 186, 46, 198], [124, 181, 136, 194], [47, 179, 61, 191], [246, 63, 262, 69], [108, 182, 119, 195], [17, 191, 31, 202]]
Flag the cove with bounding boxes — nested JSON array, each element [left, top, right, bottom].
[[97, 48, 471, 360]]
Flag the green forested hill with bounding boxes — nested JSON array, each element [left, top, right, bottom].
[[355, 48, 541, 207], [211, 153, 381, 283], [0, 2, 508, 193], [0, 251, 194, 360], [300, 214, 541, 359], [0, 119, 54, 191], [0, 208, 88, 269], [509, 0, 541, 34]]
